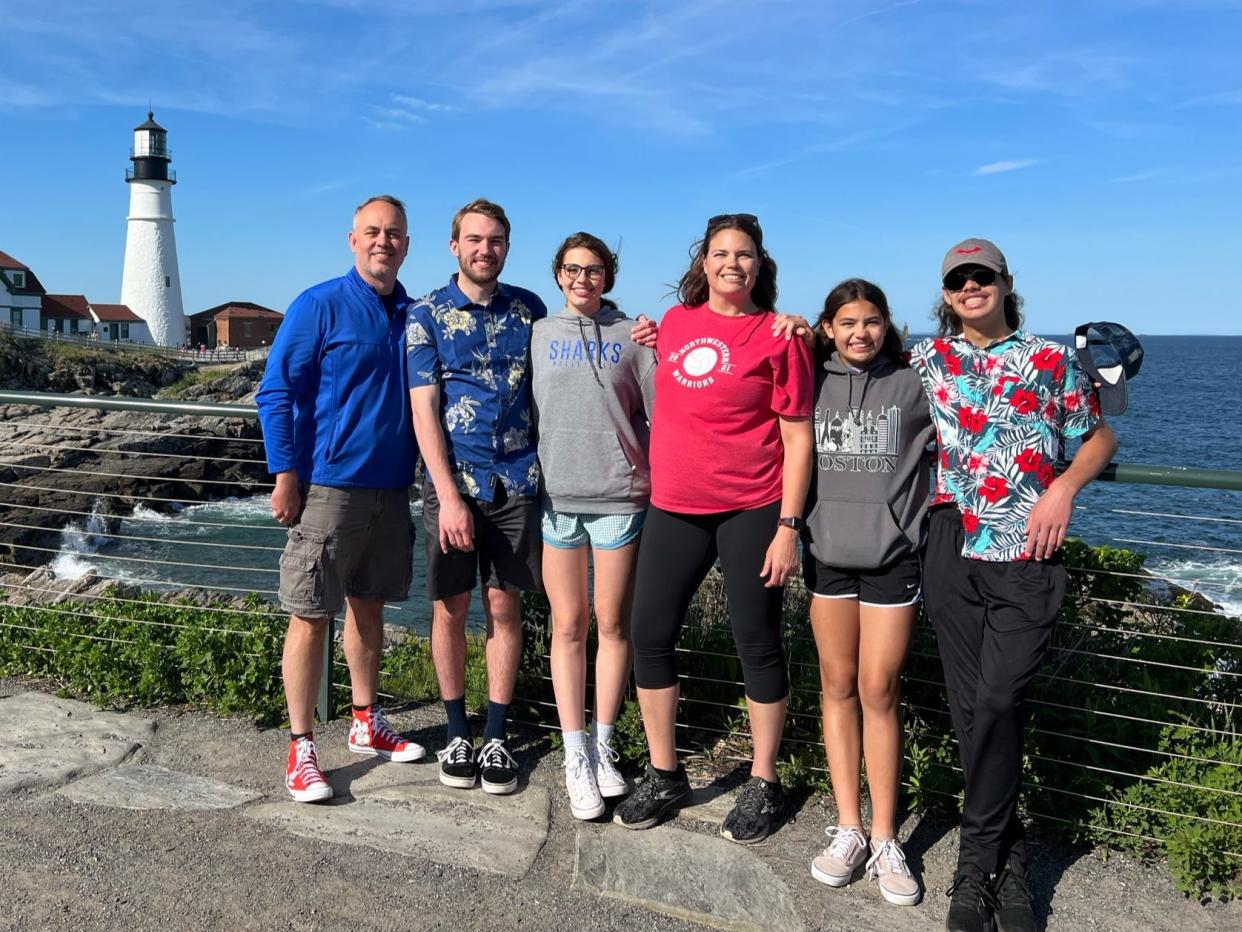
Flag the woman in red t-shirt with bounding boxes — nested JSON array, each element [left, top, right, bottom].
[[612, 213, 814, 844]]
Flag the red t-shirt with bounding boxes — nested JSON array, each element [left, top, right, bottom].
[[650, 303, 813, 514]]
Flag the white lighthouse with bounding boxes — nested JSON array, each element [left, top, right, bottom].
[[120, 111, 185, 347]]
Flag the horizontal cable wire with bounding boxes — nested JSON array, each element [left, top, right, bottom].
[[0, 578, 287, 619], [0, 519, 284, 553], [2, 540, 281, 574], [1, 419, 265, 445], [0, 559, 280, 598], [0, 460, 272, 489], [0, 436, 266, 466], [0, 498, 289, 534], [1103, 507, 1242, 525], [0, 479, 265, 507], [1054, 617, 1242, 651], [0, 600, 280, 639], [1111, 537, 1242, 556]]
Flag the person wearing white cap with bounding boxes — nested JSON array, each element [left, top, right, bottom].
[[910, 238, 1118, 932]]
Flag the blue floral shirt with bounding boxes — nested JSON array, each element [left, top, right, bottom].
[[406, 275, 547, 502], [911, 330, 1100, 562]]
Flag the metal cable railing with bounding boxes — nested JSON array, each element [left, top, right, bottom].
[[0, 389, 1239, 884]]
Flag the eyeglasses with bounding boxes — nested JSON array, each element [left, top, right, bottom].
[[708, 212, 759, 228], [560, 263, 606, 280], [942, 266, 998, 291]]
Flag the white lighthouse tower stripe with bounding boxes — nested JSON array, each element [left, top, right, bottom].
[[120, 111, 185, 347]]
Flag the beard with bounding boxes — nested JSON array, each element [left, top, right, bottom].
[[458, 254, 502, 288]]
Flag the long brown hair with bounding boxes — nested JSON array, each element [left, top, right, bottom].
[[676, 213, 778, 310], [814, 279, 907, 366]]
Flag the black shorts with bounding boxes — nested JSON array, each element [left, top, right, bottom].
[[421, 480, 543, 600], [802, 550, 922, 607]]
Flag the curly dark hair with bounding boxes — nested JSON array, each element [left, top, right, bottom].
[[813, 278, 907, 366], [676, 213, 777, 310]]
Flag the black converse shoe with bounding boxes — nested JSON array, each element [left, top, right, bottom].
[[945, 866, 997, 932], [994, 852, 1037, 932], [721, 776, 784, 845], [612, 763, 692, 830], [477, 737, 518, 795], [436, 735, 477, 789]]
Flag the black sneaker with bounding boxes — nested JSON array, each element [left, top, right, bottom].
[[945, 866, 996, 932], [477, 737, 518, 795], [612, 763, 692, 830], [994, 852, 1037, 932], [720, 776, 784, 845], [436, 735, 477, 789]]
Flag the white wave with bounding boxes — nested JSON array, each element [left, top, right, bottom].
[[50, 498, 110, 581], [1150, 556, 1242, 617]]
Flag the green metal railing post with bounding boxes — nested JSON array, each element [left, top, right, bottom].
[[317, 617, 335, 723]]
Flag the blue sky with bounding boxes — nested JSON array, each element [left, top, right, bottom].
[[1, 0, 1239, 334]]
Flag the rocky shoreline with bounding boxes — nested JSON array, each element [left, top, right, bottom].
[[0, 331, 269, 571]]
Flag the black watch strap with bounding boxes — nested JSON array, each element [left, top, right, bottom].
[[777, 516, 805, 531]]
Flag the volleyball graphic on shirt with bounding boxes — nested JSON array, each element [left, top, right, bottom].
[[668, 336, 734, 388]]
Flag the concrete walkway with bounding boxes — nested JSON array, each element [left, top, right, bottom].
[[0, 686, 1237, 932]]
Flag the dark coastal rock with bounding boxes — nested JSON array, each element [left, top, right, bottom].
[[0, 335, 270, 570]]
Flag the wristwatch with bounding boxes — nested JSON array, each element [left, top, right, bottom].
[[777, 516, 805, 531]]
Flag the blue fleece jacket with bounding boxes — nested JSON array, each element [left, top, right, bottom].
[[257, 267, 416, 489]]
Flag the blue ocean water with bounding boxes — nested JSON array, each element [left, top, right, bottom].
[[49, 336, 1241, 620]]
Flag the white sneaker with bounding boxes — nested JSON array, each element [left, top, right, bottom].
[[811, 825, 868, 887], [867, 838, 922, 906], [565, 746, 605, 819], [591, 737, 630, 798]]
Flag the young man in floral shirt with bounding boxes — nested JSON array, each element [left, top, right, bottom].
[[406, 199, 547, 796], [911, 238, 1118, 932]]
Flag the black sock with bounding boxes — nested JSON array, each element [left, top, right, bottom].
[[483, 700, 509, 742], [444, 697, 470, 740], [352, 703, 372, 713], [652, 763, 682, 780], [291, 731, 313, 742]]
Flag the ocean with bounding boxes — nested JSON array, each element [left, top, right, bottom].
[[49, 335, 1242, 623]]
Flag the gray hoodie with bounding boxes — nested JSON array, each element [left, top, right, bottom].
[[804, 354, 935, 569], [531, 306, 657, 514]]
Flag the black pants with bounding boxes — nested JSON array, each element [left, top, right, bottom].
[[923, 507, 1066, 874], [631, 502, 788, 703]]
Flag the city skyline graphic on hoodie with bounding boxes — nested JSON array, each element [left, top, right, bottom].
[[814, 404, 901, 473]]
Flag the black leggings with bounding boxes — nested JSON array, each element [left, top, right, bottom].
[[631, 502, 788, 703]]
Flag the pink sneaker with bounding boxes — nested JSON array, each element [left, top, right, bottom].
[[348, 705, 426, 762], [285, 737, 333, 803]]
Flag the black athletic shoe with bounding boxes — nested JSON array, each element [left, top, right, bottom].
[[478, 737, 518, 795], [612, 763, 692, 830], [945, 866, 996, 932], [720, 776, 784, 845], [994, 852, 1037, 932], [436, 735, 477, 789]]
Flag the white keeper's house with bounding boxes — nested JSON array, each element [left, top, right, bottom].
[[0, 249, 45, 330]]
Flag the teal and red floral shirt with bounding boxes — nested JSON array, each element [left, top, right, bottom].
[[911, 330, 1100, 562]]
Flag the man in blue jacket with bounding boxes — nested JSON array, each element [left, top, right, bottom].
[[257, 195, 424, 803]]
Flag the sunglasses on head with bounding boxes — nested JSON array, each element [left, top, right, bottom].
[[708, 212, 759, 228], [942, 266, 998, 291]]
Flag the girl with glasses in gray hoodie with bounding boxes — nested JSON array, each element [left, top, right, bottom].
[[801, 279, 934, 908], [530, 232, 657, 821]]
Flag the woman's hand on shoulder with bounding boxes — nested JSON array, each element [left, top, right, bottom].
[[631, 314, 658, 349], [771, 312, 815, 347]]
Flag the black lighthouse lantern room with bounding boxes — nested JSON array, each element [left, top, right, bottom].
[[126, 111, 176, 184]]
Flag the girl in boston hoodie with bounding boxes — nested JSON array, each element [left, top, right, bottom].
[[802, 279, 934, 907], [530, 232, 656, 822]]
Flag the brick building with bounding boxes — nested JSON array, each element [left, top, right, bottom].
[[186, 301, 282, 349]]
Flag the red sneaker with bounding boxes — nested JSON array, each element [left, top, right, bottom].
[[285, 737, 333, 803], [348, 705, 426, 762]]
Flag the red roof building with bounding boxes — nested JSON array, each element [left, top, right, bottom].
[[187, 301, 282, 349]]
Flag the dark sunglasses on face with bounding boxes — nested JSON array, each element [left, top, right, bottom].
[[942, 266, 998, 291]]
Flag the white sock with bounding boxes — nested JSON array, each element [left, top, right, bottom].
[[563, 729, 587, 754], [592, 721, 615, 746]]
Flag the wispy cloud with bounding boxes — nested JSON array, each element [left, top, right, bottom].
[[974, 159, 1039, 175], [1109, 169, 1164, 184], [1176, 88, 1242, 108]]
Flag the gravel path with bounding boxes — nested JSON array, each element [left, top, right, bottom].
[[0, 678, 1236, 932]]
